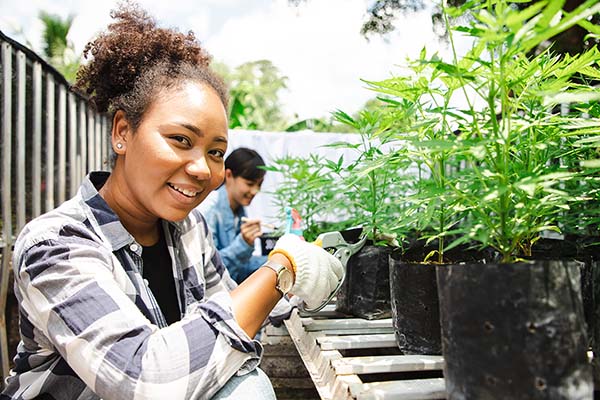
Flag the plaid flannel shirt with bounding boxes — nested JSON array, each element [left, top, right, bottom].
[[1, 172, 290, 400]]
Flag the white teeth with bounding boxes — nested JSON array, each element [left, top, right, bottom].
[[170, 184, 200, 197]]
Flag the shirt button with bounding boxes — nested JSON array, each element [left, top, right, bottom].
[[130, 244, 139, 252]]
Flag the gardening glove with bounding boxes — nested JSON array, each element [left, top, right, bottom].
[[269, 233, 343, 309]]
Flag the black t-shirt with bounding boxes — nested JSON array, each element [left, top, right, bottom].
[[141, 228, 181, 325]]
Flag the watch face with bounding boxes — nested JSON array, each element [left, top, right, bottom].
[[278, 269, 294, 294]]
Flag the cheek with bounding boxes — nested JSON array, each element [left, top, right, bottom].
[[211, 169, 225, 190]]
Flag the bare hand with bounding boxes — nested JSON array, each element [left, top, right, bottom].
[[240, 218, 262, 246]]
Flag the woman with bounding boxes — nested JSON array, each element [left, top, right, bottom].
[[198, 147, 269, 284], [0, 4, 342, 400]]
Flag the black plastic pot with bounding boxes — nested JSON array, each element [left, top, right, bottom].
[[387, 240, 491, 355], [572, 238, 600, 394], [260, 233, 281, 256], [389, 250, 441, 354], [437, 260, 593, 399], [335, 244, 392, 320]]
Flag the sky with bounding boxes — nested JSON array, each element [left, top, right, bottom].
[[0, 0, 470, 121]]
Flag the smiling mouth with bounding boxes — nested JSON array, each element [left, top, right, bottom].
[[168, 183, 202, 198]]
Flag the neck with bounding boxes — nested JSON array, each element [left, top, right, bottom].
[[226, 186, 240, 213], [99, 174, 160, 246]]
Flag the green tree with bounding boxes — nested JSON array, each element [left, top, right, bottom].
[[214, 60, 291, 131], [38, 11, 79, 82]]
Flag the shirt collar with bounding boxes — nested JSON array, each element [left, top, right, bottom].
[[79, 171, 139, 251]]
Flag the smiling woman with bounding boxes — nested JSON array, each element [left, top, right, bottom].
[[0, 3, 344, 400]]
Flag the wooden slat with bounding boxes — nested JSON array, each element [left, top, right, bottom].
[[317, 334, 397, 351], [32, 62, 42, 218], [101, 116, 109, 170], [79, 100, 87, 178], [299, 303, 344, 318], [68, 94, 77, 196], [15, 50, 26, 231], [318, 327, 395, 336], [96, 116, 102, 170], [356, 378, 446, 400], [1, 40, 13, 384], [45, 74, 55, 211], [57, 85, 67, 204], [303, 318, 392, 331], [332, 355, 443, 375], [82, 110, 96, 173]]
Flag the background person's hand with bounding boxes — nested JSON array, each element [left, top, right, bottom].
[[269, 234, 343, 309], [240, 218, 262, 246]]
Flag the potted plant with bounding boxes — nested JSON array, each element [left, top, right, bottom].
[[423, 1, 600, 398], [320, 109, 410, 320], [361, 44, 486, 354]]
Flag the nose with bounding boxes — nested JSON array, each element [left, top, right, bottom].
[[250, 186, 259, 195], [185, 156, 211, 180]]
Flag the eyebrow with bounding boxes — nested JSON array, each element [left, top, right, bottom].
[[174, 122, 228, 144]]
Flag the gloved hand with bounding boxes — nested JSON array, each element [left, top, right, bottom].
[[269, 234, 343, 309]]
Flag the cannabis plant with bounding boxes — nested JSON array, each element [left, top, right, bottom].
[[325, 109, 410, 246], [262, 154, 342, 242], [439, 0, 600, 262]]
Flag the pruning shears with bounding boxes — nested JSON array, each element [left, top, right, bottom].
[[283, 207, 367, 313], [302, 230, 367, 313]]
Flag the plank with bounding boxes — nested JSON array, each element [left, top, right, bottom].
[[317, 334, 397, 350], [332, 355, 443, 375], [302, 318, 392, 331], [355, 378, 446, 400], [317, 328, 395, 336]]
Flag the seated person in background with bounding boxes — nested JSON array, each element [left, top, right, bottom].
[[198, 147, 268, 283]]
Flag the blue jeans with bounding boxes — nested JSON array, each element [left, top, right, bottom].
[[212, 368, 276, 399]]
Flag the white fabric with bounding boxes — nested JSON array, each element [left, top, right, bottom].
[[271, 234, 343, 309]]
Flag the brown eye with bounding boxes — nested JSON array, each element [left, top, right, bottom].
[[209, 149, 225, 158], [171, 135, 192, 147]]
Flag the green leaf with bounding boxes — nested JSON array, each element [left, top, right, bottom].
[[582, 159, 600, 168], [543, 91, 600, 107], [507, 1, 550, 28]]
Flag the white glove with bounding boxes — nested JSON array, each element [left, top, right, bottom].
[[269, 234, 343, 309]]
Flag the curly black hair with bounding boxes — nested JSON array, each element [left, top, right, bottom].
[[74, 2, 228, 132]]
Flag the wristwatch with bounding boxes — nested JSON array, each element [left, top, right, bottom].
[[262, 260, 294, 296]]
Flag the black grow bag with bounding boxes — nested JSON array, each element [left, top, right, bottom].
[[335, 244, 392, 320], [437, 260, 593, 400], [387, 242, 491, 355], [389, 250, 441, 354]]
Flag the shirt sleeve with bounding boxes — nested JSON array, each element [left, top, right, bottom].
[[199, 204, 256, 282], [13, 226, 261, 400]]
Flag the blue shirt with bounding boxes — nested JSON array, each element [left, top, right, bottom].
[[1, 172, 291, 400], [197, 186, 267, 283]]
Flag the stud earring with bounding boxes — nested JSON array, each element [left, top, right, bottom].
[[116, 143, 123, 150]]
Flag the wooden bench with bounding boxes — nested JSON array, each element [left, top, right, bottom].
[[283, 305, 446, 400]]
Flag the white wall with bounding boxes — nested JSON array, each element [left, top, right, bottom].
[[226, 129, 365, 227]]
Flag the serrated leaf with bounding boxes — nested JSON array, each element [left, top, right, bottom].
[[543, 91, 600, 106], [582, 159, 600, 168]]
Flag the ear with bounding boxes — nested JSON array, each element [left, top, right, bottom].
[[111, 110, 131, 155], [224, 169, 234, 180]]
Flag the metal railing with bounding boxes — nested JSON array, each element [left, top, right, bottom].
[[0, 30, 110, 384]]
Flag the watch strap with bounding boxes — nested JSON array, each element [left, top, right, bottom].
[[262, 260, 292, 295]]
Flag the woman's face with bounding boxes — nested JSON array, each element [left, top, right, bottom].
[[116, 81, 228, 222], [227, 173, 263, 209]]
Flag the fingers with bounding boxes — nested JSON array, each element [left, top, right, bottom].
[[240, 220, 263, 245]]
